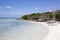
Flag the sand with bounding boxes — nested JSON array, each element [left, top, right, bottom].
[[29, 21, 60, 40], [1, 20, 60, 40], [43, 22, 60, 40], [0, 21, 49, 40]]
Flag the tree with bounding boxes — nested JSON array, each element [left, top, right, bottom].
[[55, 13, 60, 21]]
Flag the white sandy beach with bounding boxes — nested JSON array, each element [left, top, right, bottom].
[[0, 20, 60, 40], [0, 21, 49, 40], [23, 21, 60, 40], [43, 22, 60, 40]]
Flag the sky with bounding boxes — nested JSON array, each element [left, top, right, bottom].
[[0, 0, 60, 17]]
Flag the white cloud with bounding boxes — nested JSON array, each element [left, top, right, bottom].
[[5, 6, 12, 9], [0, 7, 3, 9], [0, 6, 13, 9], [35, 8, 39, 10]]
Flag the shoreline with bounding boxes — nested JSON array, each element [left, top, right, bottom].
[[0, 19, 50, 40], [21, 20, 60, 40], [1, 19, 60, 40]]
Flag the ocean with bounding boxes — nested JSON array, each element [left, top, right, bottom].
[[0, 19, 49, 40], [0, 19, 34, 34]]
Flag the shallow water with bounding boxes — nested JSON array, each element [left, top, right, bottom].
[[0, 19, 49, 40], [0, 19, 33, 34]]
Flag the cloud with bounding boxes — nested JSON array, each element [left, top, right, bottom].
[[5, 6, 12, 9], [0, 7, 3, 9], [0, 6, 13, 9], [35, 8, 39, 10], [35, 8, 38, 9]]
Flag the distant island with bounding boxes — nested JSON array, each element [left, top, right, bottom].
[[21, 10, 60, 22]]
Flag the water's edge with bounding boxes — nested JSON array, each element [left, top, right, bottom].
[[0, 19, 49, 40]]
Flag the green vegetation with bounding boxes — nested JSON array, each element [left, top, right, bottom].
[[55, 10, 60, 21], [22, 13, 41, 20], [21, 10, 60, 21]]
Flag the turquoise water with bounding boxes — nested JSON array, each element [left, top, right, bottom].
[[0, 19, 32, 35]]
